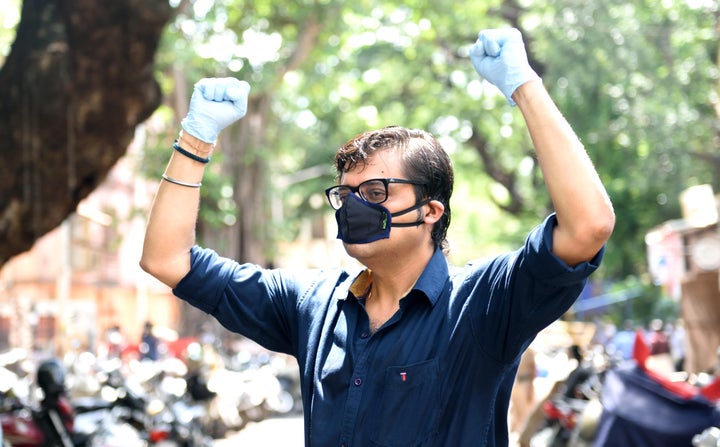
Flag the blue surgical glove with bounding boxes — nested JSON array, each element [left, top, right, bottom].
[[181, 77, 251, 143], [469, 28, 540, 106]]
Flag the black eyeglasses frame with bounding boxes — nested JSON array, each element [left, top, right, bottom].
[[324, 178, 425, 210]]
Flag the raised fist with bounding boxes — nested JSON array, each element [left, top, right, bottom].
[[181, 77, 251, 143], [469, 28, 540, 105]]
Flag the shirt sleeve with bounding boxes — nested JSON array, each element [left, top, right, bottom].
[[472, 214, 605, 360], [172, 246, 300, 353], [172, 246, 349, 356], [523, 213, 605, 286], [172, 246, 236, 314]]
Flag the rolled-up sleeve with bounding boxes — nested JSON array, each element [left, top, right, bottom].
[[471, 214, 606, 360], [524, 213, 605, 286], [172, 246, 236, 314]]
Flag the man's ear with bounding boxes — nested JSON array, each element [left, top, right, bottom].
[[423, 200, 445, 224]]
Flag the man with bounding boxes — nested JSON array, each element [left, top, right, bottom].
[[509, 347, 536, 435], [141, 28, 614, 446], [608, 319, 636, 361], [140, 321, 160, 361]]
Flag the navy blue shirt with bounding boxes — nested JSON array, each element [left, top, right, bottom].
[[173, 214, 603, 446]]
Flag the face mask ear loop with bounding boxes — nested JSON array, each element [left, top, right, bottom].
[[390, 199, 431, 227]]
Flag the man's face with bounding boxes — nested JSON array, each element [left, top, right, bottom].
[[338, 149, 429, 261]]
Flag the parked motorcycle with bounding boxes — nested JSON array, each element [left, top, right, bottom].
[[526, 345, 607, 447], [224, 349, 297, 422], [0, 358, 127, 447], [178, 340, 290, 437], [0, 356, 163, 447], [73, 357, 212, 447], [146, 360, 215, 446]]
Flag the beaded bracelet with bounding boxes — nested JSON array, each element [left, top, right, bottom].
[[162, 174, 202, 188], [173, 141, 210, 164]]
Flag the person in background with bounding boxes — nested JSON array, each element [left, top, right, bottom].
[[646, 318, 675, 374], [99, 324, 125, 360], [509, 348, 537, 435], [140, 321, 160, 361], [607, 319, 636, 361], [562, 344, 594, 399], [140, 27, 614, 446], [648, 318, 670, 355], [669, 318, 686, 372], [517, 344, 590, 447]]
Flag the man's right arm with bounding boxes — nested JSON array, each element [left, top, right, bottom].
[[140, 131, 211, 287], [140, 78, 250, 288]]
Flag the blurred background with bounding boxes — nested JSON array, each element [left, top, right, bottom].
[[0, 0, 718, 445]]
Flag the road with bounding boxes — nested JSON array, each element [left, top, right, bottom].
[[214, 415, 305, 446]]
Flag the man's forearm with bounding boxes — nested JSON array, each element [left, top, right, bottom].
[[141, 78, 250, 286], [140, 132, 213, 287], [514, 81, 615, 265]]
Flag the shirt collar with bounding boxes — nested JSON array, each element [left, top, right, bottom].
[[348, 269, 373, 298], [413, 247, 449, 306], [346, 247, 448, 307]]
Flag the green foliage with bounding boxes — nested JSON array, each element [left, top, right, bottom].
[[136, 0, 718, 322], [525, 0, 719, 280], [0, 0, 20, 61], [0, 0, 714, 329]]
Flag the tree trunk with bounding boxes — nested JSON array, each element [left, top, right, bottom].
[[0, 0, 172, 268]]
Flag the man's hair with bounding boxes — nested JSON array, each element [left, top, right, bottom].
[[333, 126, 454, 252]]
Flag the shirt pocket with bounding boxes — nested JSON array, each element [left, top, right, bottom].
[[370, 358, 440, 446]]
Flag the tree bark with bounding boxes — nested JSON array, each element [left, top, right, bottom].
[[0, 0, 172, 268]]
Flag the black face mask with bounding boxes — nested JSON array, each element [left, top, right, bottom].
[[334, 193, 429, 244]]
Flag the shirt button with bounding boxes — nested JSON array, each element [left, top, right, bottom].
[[354, 377, 363, 386], [360, 332, 369, 339]]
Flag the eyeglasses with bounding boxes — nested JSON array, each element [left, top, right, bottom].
[[324, 178, 424, 210]]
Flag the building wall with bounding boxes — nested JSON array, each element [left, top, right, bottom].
[[0, 138, 179, 356]]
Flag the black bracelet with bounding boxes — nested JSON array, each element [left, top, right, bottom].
[[173, 141, 210, 164]]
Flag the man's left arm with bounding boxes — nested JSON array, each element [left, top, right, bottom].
[[514, 81, 614, 266], [470, 28, 615, 266]]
